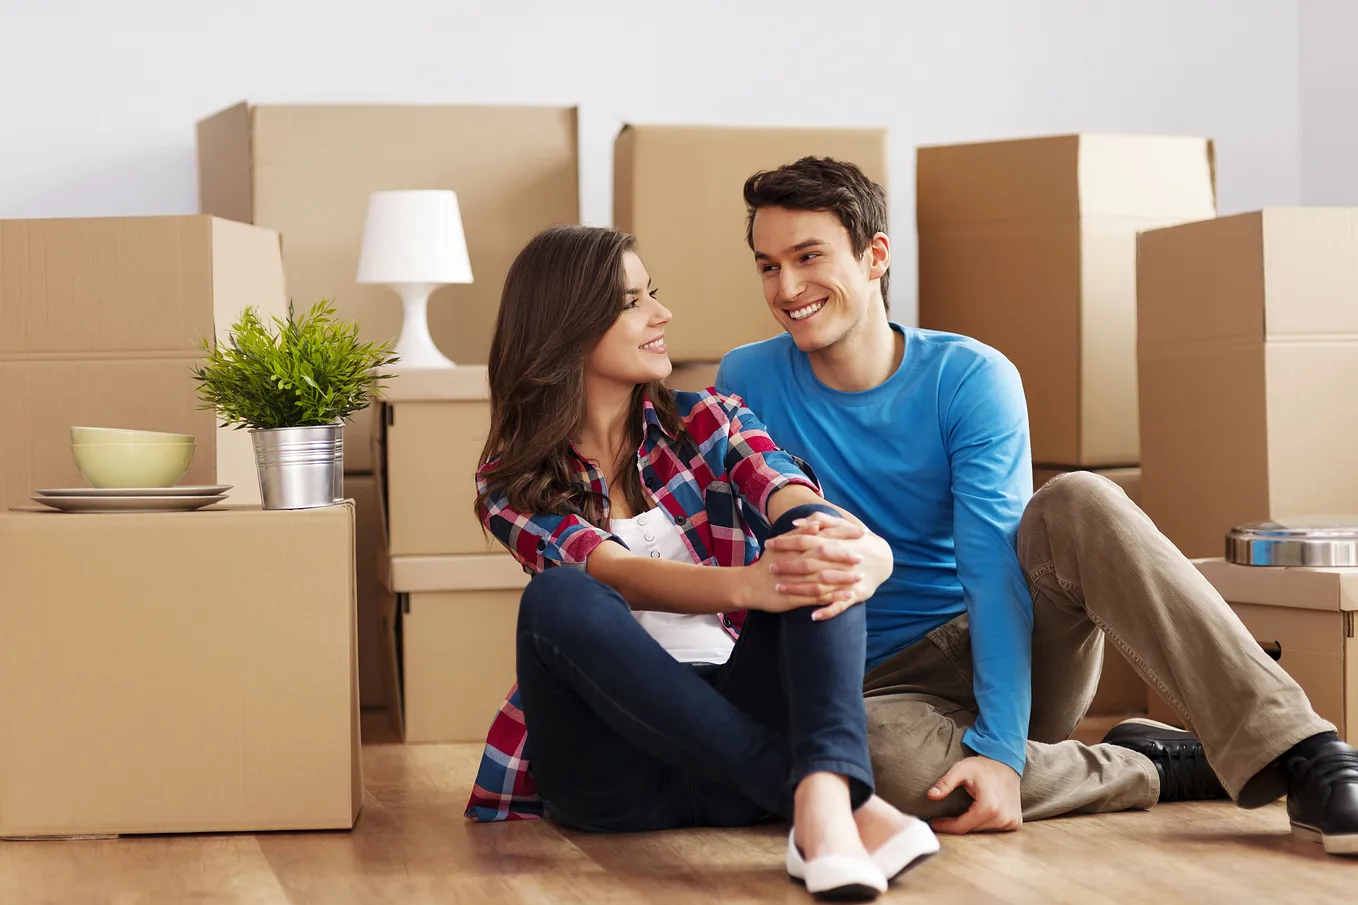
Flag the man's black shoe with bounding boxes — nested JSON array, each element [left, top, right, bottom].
[[1101, 718, 1228, 802], [1283, 735, 1358, 856]]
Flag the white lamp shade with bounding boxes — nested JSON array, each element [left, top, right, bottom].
[[356, 190, 474, 285]]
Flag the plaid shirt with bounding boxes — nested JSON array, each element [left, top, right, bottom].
[[464, 388, 821, 822]]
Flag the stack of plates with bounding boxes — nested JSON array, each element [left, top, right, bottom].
[[32, 485, 232, 513]]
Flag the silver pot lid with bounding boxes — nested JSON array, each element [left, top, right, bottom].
[[1226, 516, 1358, 567]]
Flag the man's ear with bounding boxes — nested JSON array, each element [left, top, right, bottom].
[[866, 232, 890, 280]]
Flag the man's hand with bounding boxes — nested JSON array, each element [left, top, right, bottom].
[[763, 512, 894, 620], [928, 756, 1023, 835]]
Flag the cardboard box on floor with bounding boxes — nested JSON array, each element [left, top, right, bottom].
[[0, 505, 361, 837], [1149, 559, 1357, 739], [1138, 209, 1358, 559], [918, 135, 1217, 467], [379, 367, 498, 557], [380, 553, 527, 743], [615, 124, 888, 362], [0, 216, 285, 510], [347, 474, 395, 709], [197, 102, 580, 472]]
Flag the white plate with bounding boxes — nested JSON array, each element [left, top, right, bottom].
[[35, 485, 232, 498], [31, 494, 227, 513]]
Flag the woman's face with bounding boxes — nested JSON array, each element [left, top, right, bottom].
[[586, 251, 673, 387]]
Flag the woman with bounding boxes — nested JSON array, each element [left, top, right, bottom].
[[465, 225, 938, 900]]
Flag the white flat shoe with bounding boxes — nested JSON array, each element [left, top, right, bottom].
[[870, 816, 941, 882], [786, 829, 888, 901]]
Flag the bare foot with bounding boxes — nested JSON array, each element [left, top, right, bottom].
[[794, 772, 872, 862], [853, 795, 921, 853]]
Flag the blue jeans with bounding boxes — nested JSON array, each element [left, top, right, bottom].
[[515, 503, 874, 832]]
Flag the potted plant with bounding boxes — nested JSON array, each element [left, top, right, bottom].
[[193, 300, 398, 510]]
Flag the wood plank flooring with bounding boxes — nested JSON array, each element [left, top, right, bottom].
[[1, 712, 1353, 905]]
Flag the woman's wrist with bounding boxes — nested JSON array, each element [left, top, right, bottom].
[[725, 564, 755, 611]]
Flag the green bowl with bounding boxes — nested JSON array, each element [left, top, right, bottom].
[[71, 442, 196, 489], [71, 426, 195, 446]]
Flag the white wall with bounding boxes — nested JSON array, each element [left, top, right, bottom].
[[0, 0, 1301, 323], [1299, 0, 1358, 204]]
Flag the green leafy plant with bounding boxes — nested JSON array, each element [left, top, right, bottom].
[[192, 300, 399, 430]]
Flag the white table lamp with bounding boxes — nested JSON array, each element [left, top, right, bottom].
[[356, 189, 474, 369]]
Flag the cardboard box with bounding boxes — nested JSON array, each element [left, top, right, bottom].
[[197, 102, 580, 469], [0, 215, 286, 510], [0, 505, 361, 837], [346, 474, 395, 709], [380, 366, 499, 557], [666, 362, 722, 393], [615, 125, 888, 362], [1138, 209, 1358, 558], [918, 135, 1217, 467], [345, 404, 380, 474], [1034, 466, 1142, 508], [384, 554, 528, 743]]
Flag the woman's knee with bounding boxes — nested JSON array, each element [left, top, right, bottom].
[[768, 502, 842, 539]]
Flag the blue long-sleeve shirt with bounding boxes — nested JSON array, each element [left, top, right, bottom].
[[716, 325, 1034, 774]]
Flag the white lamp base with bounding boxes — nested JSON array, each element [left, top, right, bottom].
[[392, 283, 455, 369]]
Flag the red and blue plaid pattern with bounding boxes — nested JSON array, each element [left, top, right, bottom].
[[465, 388, 820, 822]]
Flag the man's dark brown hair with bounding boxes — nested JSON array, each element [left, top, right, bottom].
[[743, 156, 889, 311]]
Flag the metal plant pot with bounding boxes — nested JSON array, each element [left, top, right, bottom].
[[250, 424, 344, 510]]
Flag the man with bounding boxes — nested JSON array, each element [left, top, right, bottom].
[[714, 156, 1358, 855]]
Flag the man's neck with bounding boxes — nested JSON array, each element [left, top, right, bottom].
[[808, 312, 904, 392]]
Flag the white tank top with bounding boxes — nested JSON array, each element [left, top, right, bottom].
[[609, 506, 736, 666]]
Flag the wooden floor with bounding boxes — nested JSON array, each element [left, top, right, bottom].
[[2, 713, 1354, 905]]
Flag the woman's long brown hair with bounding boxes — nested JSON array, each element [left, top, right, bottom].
[[475, 225, 686, 527]]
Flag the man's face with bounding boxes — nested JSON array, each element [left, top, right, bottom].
[[750, 207, 885, 353]]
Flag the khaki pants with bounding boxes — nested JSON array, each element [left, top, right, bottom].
[[864, 471, 1335, 820]]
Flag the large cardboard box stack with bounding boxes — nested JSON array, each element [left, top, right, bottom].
[[0, 215, 287, 511], [0, 505, 361, 836], [373, 367, 523, 742], [197, 101, 581, 473], [917, 135, 1217, 470], [615, 124, 888, 364], [1138, 209, 1358, 559], [197, 102, 578, 716], [1148, 559, 1356, 740], [919, 136, 1214, 717]]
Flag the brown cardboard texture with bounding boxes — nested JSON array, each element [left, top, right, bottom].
[[1191, 559, 1356, 740], [389, 554, 527, 743], [381, 366, 499, 557], [197, 102, 580, 468], [1138, 209, 1358, 558], [346, 474, 395, 709], [615, 125, 888, 362], [666, 362, 722, 393], [1034, 467, 1142, 508], [0, 216, 286, 510], [0, 505, 361, 837], [918, 135, 1216, 467]]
